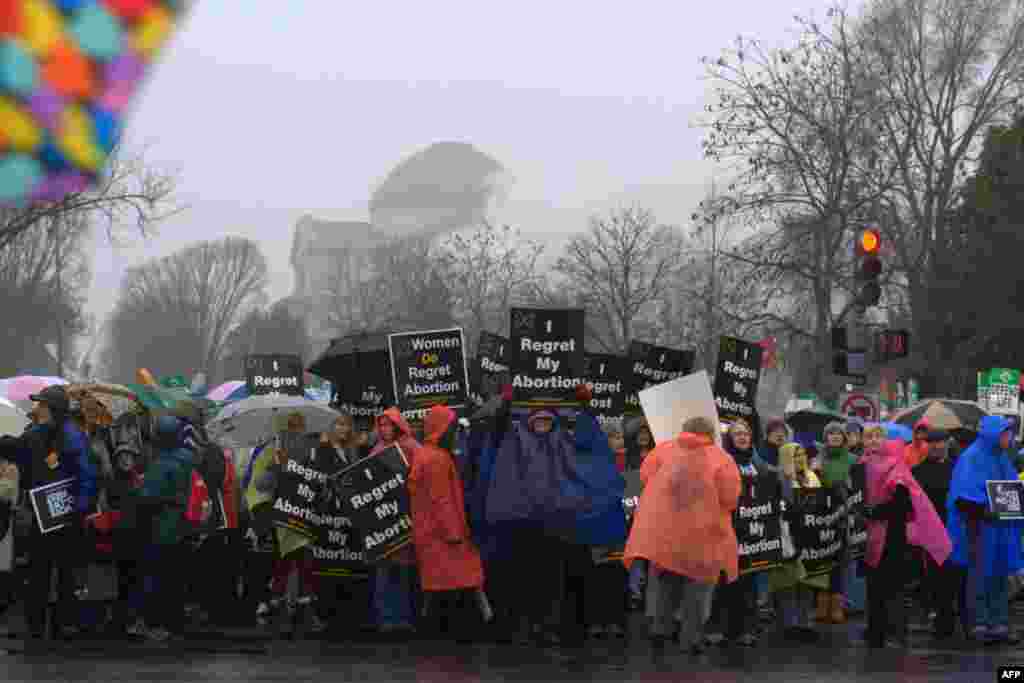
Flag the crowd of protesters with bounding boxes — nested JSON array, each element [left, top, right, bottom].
[[0, 382, 1020, 654]]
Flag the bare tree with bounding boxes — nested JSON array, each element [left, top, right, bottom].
[[548, 206, 684, 353], [220, 300, 312, 379], [102, 237, 269, 382], [323, 245, 392, 334], [855, 0, 1024, 394], [441, 221, 545, 354]]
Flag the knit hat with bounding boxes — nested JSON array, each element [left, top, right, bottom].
[[823, 421, 846, 438], [764, 417, 788, 437]]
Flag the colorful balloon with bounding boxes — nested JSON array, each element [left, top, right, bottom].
[[0, 0, 184, 204]]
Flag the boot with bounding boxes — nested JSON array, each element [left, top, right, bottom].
[[815, 592, 830, 622], [830, 593, 846, 624]]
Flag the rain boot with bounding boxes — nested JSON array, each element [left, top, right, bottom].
[[830, 593, 846, 624], [815, 592, 831, 622]]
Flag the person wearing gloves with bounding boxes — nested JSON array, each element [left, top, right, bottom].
[[946, 415, 1023, 644], [623, 416, 741, 655], [863, 439, 952, 648], [370, 408, 421, 635], [409, 405, 486, 641], [768, 442, 823, 642], [816, 421, 858, 624]]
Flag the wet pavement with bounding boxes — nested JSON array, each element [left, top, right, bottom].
[[0, 610, 1016, 682]]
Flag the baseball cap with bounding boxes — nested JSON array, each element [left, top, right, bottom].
[[29, 385, 69, 414]]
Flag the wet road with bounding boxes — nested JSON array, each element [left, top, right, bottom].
[[0, 620, 1014, 682]]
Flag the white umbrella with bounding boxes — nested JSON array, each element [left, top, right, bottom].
[[0, 397, 28, 436], [206, 394, 340, 447]]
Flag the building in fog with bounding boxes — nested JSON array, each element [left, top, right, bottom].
[[290, 142, 506, 354]]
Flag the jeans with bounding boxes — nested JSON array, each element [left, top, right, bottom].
[[973, 574, 1009, 630], [373, 564, 415, 627], [645, 570, 714, 647], [628, 561, 647, 598]]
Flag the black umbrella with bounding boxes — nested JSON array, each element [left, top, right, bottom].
[[785, 409, 846, 438], [308, 330, 392, 383]]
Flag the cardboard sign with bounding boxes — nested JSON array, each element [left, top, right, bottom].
[[508, 308, 585, 409], [735, 477, 783, 575], [638, 371, 721, 446], [987, 480, 1024, 520], [846, 464, 867, 560], [389, 328, 469, 422], [584, 353, 628, 431], [334, 349, 395, 420], [713, 336, 763, 425], [338, 445, 412, 563], [625, 342, 694, 416], [245, 354, 305, 397], [791, 488, 843, 577], [29, 478, 76, 535]]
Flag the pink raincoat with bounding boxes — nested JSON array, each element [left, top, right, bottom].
[[623, 432, 742, 583], [864, 439, 952, 569], [372, 407, 421, 565]]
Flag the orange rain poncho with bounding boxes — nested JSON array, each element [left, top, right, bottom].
[[623, 431, 743, 583]]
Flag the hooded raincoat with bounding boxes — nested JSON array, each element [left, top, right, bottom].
[[946, 416, 1023, 578], [371, 408, 420, 566], [865, 440, 951, 569], [904, 419, 931, 468], [623, 432, 742, 584], [409, 405, 484, 592], [565, 412, 627, 546]]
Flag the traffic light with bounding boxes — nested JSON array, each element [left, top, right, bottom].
[[856, 227, 882, 307]]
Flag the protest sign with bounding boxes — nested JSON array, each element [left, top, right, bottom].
[[846, 464, 867, 560], [735, 477, 783, 575], [638, 371, 720, 446], [389, 328, 469, 422], [987, 480, 1024, 520], [245, 354, 304, 397], [592, 470, 642, 565], [584, 353, 628, 431], [477, 332, 511, 398], [713, 337, 763, 425], [310, 483, 370, 579], [625, 342, 694, 416], [334, 349, 395, 421], [508, 308, 585, 409], [339, 445, 412, 563], [269, 457, 327, 540], [29, 478, 76, 534], [791, 488, 843, 576]]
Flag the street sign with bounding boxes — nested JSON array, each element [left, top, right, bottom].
[[840, 393, 879, 421], [876, 330, 909, 362]]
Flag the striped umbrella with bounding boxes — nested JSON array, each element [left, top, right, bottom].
[[891, 399, 987, 433], [207, 381, 247, 402]]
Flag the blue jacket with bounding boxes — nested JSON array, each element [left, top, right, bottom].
[[565, 412, 627, 546], [15, 421, 95, 514], [946, 415, 1024, 577]]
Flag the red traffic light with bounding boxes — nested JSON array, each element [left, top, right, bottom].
[[858, 228, 881, 254]]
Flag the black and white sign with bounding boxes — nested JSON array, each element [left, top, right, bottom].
[[477, 332, 510, 397], [508, 308, 585, 409], [987, 480, 1024, 520], [310, 481, 370, 579], [339, 445, 412, 563], [29, 478, 76, 534], [269, 455, 326, 540], [245, 354, 304, 397], [388, 328, 469, 422], [584, 353, 628, 430], [334, 349, 395, 420], [735, 477, 783, 575], [847, 464, 867, 560], [713, 336, 763, 424], [622, 469, 641, 524], [625, 342, 694, 416], [791, 488, 843, 577]]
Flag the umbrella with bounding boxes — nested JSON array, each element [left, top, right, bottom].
[[0, 375, 68, 404], [66, 383, 139, 418], [785, 409, 846, 438], [308, 329, 391, 382], [0, 398, 28, 436], [208, 381, 247, 402], [206, 395, 340, 447], [881, 421, 914, 443], [891, 399, 987, 433]]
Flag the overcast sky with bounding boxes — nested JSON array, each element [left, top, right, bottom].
[[90, 1, 838, 332]]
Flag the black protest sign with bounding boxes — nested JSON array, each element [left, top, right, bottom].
[[29, 478, 76, 534], [846, 464, 867, 560], [791, 488, 843, 577], [334, 349, 394, 421], [987, 480, 1024, 520], [340, 445, 412, 563], [245, 354, 304, 397], [508, 308, 585, 409], [467, 359, 485, 407], [735, 477, 783, 575], [713, 337, 763, 424], [269, 457, 327, 540], [625, 342, 694, 416], [584, 353, 628, 430], [477, 332, 511, 398], [310, 481, 370, 579], [389, 328, 469, 422]]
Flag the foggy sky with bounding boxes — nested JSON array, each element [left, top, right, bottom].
[[90, 1, 838, 335]]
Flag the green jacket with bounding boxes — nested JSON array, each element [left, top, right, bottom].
[[136, 447, 195, 545]]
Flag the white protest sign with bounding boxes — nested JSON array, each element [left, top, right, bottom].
[[638, 370, 721, 446]]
